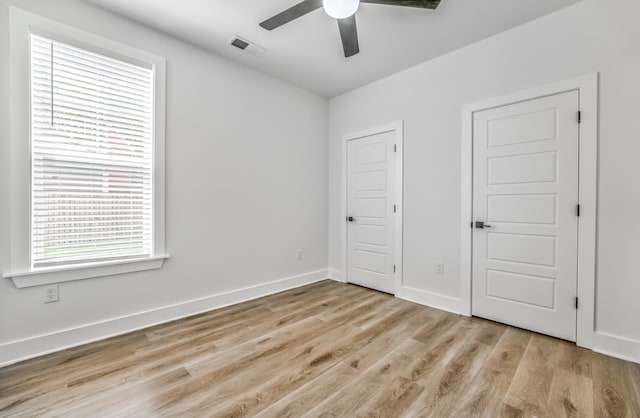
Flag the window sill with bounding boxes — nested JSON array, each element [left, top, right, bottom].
[[3, 255, 170, 288]]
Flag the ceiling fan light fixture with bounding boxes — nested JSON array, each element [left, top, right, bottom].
[[323, 0, 360, 19]]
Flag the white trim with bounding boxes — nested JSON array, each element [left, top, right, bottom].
[[575, 75, 598, 349], [460, 73, 599, 349], [7, 7, 167, 283], [28, 26, 154, 70], [340, 121, 404, 295], [394, 124, 405, 294], [152, 41, 167, 262], [460, 101, 474, 317], [593, 331, 640, 365], [0, 269, 329, 368], [4, 255, 170, 288], [396, 287, 462, 315]]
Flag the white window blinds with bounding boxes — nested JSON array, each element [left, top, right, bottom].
[[30, 34, 154, 269]]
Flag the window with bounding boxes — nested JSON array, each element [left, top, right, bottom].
[[6, 8, 167, 287], [31, 35, 154, 268]]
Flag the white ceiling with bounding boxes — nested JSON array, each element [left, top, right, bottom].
[[86, 0, 581, 98]]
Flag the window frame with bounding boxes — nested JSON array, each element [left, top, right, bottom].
[[5, 7, 168, 288]]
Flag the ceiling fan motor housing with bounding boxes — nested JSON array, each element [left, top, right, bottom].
[[323, 0, 360, 19]]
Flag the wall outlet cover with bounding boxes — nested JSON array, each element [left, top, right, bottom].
[[44, 284, 59, 303]]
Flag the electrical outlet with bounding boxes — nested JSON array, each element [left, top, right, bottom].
[[435, 262, 445, 275], [297, 249, 303, 260], [44, 284, 59, 303]]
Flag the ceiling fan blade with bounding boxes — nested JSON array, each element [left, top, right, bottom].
[[259, 0, 323, 30], [360, 0, 441, 9], [337, 15, 360, 58]]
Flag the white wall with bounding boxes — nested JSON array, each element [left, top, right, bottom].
[[328, 0, 640, 359], [0, 0, 329, 365]]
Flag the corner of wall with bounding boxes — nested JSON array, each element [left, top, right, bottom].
[[327, 269, 345, 283]]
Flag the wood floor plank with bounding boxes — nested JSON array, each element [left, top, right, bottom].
[[628, 363, 640, 416], [184, 294, 381, 377], [400, 317, 481, 385], [357, 375, 425, 417], [557, 341, 593, 379], [147, 293, 395, 414], [306, 323, 466, 418], [0, 335, 151, 414], [0, 332, 148, 393], [151, 318, 334, 413], [209, 303, 426, 417], [1, 280, 638, 417], [180, 322, 362, 416], [255, 362, 359, 418], [44, 367, 193, 418], [303, 341, 422, 417], [503, 334, 567, 417], [472, 319, 508, 347], [401, 338, 494, 417], [4, 328, 213, 415], [448, 327, 531, 418], [144, 304, 273, 342], [342, 311, 443, 376], [500, 403, 526, 417], [592, 351, 638, 418], [547, 368, 594, 418]]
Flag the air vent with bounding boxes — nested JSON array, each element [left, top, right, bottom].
[[231, 38, 249, 50], [227, 36, 267, 57]]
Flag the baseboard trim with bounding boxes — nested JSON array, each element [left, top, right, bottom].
[[328, 269, 346, 283], [0, 269, 329, 368], [593, 330, 640, 365], [396, 286, 462, 315], [327, 272, 462, 315]]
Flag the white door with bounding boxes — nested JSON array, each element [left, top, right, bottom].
[[472, 91, 580, 341], [346, 131, 396, 294]]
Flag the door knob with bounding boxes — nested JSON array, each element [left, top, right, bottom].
[[346, 216, 356, 222], [475, 221, 492, 229]]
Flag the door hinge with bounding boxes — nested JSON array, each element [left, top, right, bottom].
[[578, 111, 582, 124], [576, 204, 581, 217], [394, 144, 397, 153], [393, 204, 397, 213], [575, 297, 579, 309], [393, 264, 396, 273]]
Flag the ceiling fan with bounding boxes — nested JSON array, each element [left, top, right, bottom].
[[259, 0, 441, 58]]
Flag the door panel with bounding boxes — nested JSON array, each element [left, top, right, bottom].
[[347, 131, 395, 294], [487, 233, 556, 266], [355, 198, 387, 218], [486, 270, 555, 309], [487, 108, 557, 147], [488, 194, 556, 224], [354, 250, 387, 274], [488, 152, 557, 184], [355, 224, 386, 246], [472, 91, 579, 341]]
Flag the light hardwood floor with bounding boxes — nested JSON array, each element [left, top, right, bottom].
[[1, 280, 639, 417]]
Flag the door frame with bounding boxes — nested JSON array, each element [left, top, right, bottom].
[[341, 121, 404, 295], [460, 74, 598, 349]]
